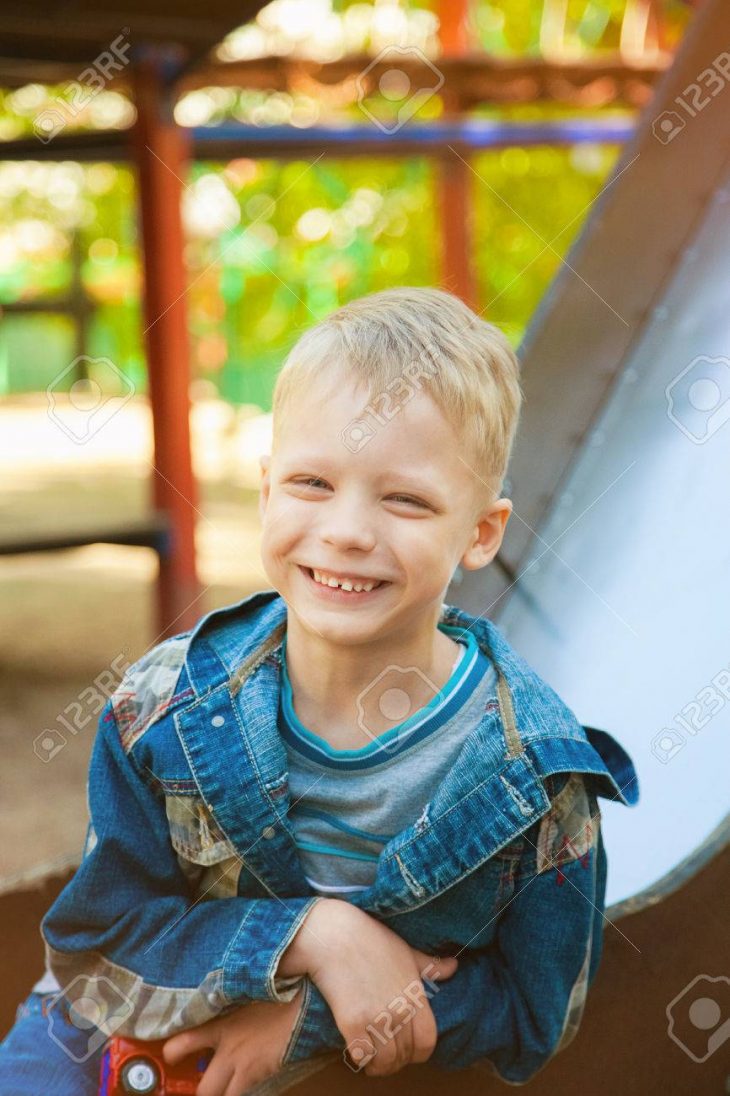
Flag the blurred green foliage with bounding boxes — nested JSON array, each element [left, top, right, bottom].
[[0, 0, 691, 407], [0, 145, 622, 402]]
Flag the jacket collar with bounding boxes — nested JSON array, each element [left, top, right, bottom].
[[174, 590, 637, 910], [182, 590, 637, 800]]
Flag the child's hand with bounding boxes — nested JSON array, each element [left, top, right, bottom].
[[162, 994, 302, 1096], [279, 899, 458, 1078]]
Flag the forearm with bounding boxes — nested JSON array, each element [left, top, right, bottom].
[[44, 700, 326, 1039], [275, 897, 358, 979], [275, 899, 458, 1074], [281, 792, 606, 1081]]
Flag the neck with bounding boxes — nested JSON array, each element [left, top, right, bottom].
[[283, 606, 461, 747]]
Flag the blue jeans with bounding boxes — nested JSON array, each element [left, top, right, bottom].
[[0, 991, 103, 1095]]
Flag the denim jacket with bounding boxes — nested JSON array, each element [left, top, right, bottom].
[[41, 590, 639, 1087]]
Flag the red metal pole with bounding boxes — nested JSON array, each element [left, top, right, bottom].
[[439, 0, 470, 55], [130, 59, 201, 638], [437, 0, 477, 309], [437, 146, 477, 308]]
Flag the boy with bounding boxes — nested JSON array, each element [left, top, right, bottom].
[[0, 287, 638, 1095]]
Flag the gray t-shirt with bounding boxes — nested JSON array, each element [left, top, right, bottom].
[[278, 624, 497, 895]]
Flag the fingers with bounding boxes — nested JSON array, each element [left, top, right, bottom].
[[360, 977, 439, 1076], [411, 949, 459, 982], [363, 1000, 415, 1078], [222, 1065, 272, 1096], [196, 1053, 233, 1096], [163, 1025, 216, 1066], [362, 1025, 399, 1077], [409, 1003, 438, 1065], [390, 1007, 414, 1077]]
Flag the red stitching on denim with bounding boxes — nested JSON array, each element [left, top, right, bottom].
[[555, 840, 592, 885], [115, 687, 196, 750]]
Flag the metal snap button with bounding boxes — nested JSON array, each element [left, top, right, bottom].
[[211, 715, 225, 727], [261, 825, 276, 839]]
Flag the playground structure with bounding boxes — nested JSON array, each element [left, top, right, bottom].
[[1, 0, 686, 637], [2, 1, 730, 1092]]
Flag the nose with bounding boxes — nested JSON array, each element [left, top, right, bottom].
[[319, 491, 377, 553]]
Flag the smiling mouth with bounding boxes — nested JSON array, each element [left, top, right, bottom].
[[298, 569, 390, 596]]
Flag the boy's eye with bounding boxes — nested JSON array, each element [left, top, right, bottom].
[[294, 476, 329, 489], [289, 479, 430, 509], [388, 494, 429, 508]]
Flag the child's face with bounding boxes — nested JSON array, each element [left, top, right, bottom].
[[259, 371, 511, 646]]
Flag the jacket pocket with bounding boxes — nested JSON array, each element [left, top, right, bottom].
[[165, 794, 234, 865], [165, 794, 242, 898]]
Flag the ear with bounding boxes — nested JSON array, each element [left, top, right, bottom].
[[460, 498, 513, 571], [258, 454, 271, 523]]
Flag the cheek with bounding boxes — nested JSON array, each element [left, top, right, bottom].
[[402, 524, 458, 575], [261, 498, 306, 557], [400, 529, 447, 570]]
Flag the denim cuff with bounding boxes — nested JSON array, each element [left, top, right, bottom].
[[222, 897, 323, 1003], [282, 979, 343, 1064]]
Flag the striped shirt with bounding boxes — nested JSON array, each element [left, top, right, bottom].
[[278, 624, 497, 895]]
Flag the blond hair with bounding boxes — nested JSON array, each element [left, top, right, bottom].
[[272, 287, 523, 497]]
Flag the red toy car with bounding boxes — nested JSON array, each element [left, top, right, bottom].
[[99, 1035, 211, 1095]]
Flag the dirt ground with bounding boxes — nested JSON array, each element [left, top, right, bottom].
[[0, 395, 270, 1011]]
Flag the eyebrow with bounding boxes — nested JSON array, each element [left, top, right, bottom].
[[373, 472, 443, 497]]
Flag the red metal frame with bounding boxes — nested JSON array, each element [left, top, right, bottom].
[[437, 0, 477, 308], [131, 60, 201, 637]]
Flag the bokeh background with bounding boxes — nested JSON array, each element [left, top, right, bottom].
[[6, 6, 730, 1092], [0, 0, 693, 891]]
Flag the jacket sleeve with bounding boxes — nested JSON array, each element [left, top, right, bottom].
[[281, 773, 607, 1084], [41, 699, 324, 1041], [428, 775, 606, 1082]]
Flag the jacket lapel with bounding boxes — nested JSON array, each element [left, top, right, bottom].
[[174, 593, 636, 913], [355, 744, 551, 914], [175, 619, 313, 899]]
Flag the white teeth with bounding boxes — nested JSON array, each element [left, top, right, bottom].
[[310, 568, 379, 592]]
